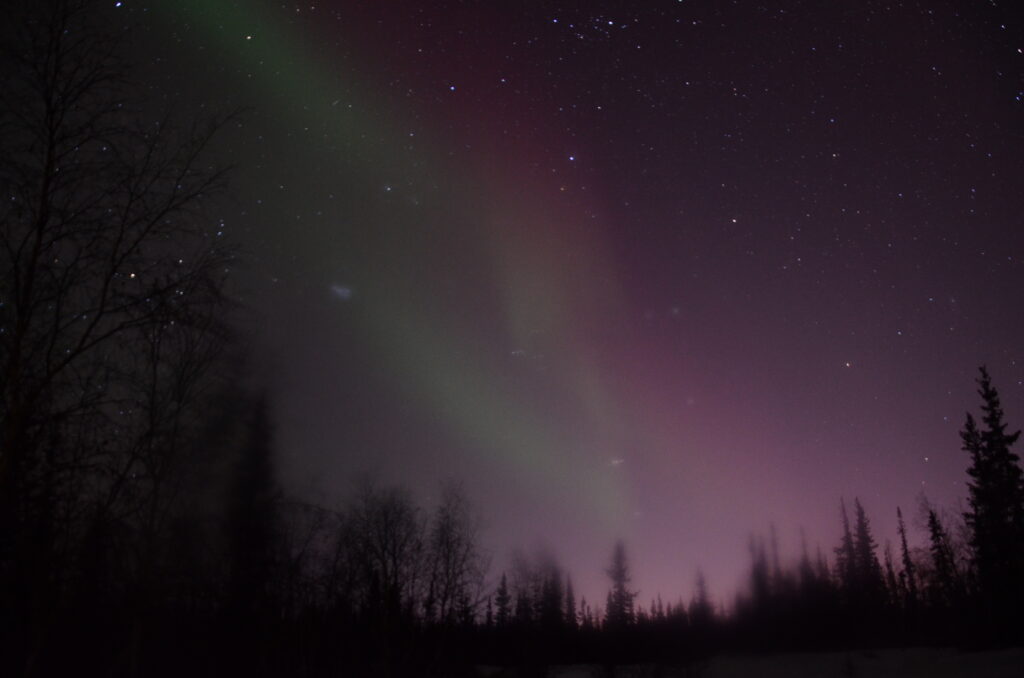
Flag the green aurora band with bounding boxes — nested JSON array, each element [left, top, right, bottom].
[[162, 1, 633, 527]]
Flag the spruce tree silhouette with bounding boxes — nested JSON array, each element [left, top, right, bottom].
[[604, 540, 637, 630], [960, 366, 1024, 637], [565, 574, 577, 630], [852, 498, 886, 610], [495, 573, 512, 627], [835, 499, 857, 604], [896, 506, 919, 612], [689, 570, 714, 630], [539, 562, 564, 632], [925, 508, 960, 610], [883, 542, 900, 608]]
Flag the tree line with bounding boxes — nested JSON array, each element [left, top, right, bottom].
[[3, 2, 1024, 676], [471, 366, 1024, 666]]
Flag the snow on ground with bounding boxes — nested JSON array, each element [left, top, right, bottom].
[[481, 646, 1024, 678]]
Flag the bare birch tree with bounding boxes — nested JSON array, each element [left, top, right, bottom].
[[0, 1, 234, 671]]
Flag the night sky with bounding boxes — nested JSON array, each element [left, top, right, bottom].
[[122, 0, 1024, 608]]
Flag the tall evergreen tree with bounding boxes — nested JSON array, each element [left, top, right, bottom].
[[604, 540, 636, 629], [689, 570, 714, 628], [883, 541, 900, 607], [494, 573, 511, 627], [539, 562, 564, 631], [514, 589, 532, 627], [747, 535, 771, 613], [834, 499, 857, 598], [896, 506, 918, 609], [564, 575, 577, 630], [852, 498, 885, 607], [798, 529, 815, 586], [769, 523, 782, 585], [653, 594, 665, 622], [925, 508, 960, 609], [579, 597, 593, 631], [960, 367, 1024, 623]]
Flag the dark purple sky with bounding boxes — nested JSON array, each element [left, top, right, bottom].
[[127, 0, 1024, 608]]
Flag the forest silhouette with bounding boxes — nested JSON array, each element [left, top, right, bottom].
[[2, 2, 1023, 677]]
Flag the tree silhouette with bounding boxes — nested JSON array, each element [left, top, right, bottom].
[[896, 506, 918, 611], [747, 535, 771, 615], [223, 395, 280, 674], [539, 560, 564, 632], [514, 588, 533, 627], [689, 570, 714, 629], [424, 483, 485, 625], [346, 483, 425, 629], [226, 395, 280, 612], [851, 498, 886, 608], [5, 6, 1020, 665], [0, 1, 234, 672], [834, 499, 857, 601], [883, 541, 899, 607], [604, 540, 636, 630], [925, 508, 960, 609], [960, 367, 1024, 631], [564, 574, 577, 630], [494, 572, 511, 627]]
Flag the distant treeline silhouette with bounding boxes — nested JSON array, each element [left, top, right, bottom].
[[3, 2, 1024, 677]]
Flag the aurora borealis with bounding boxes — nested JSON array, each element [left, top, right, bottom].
[[125, 0, 1024, 607]]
